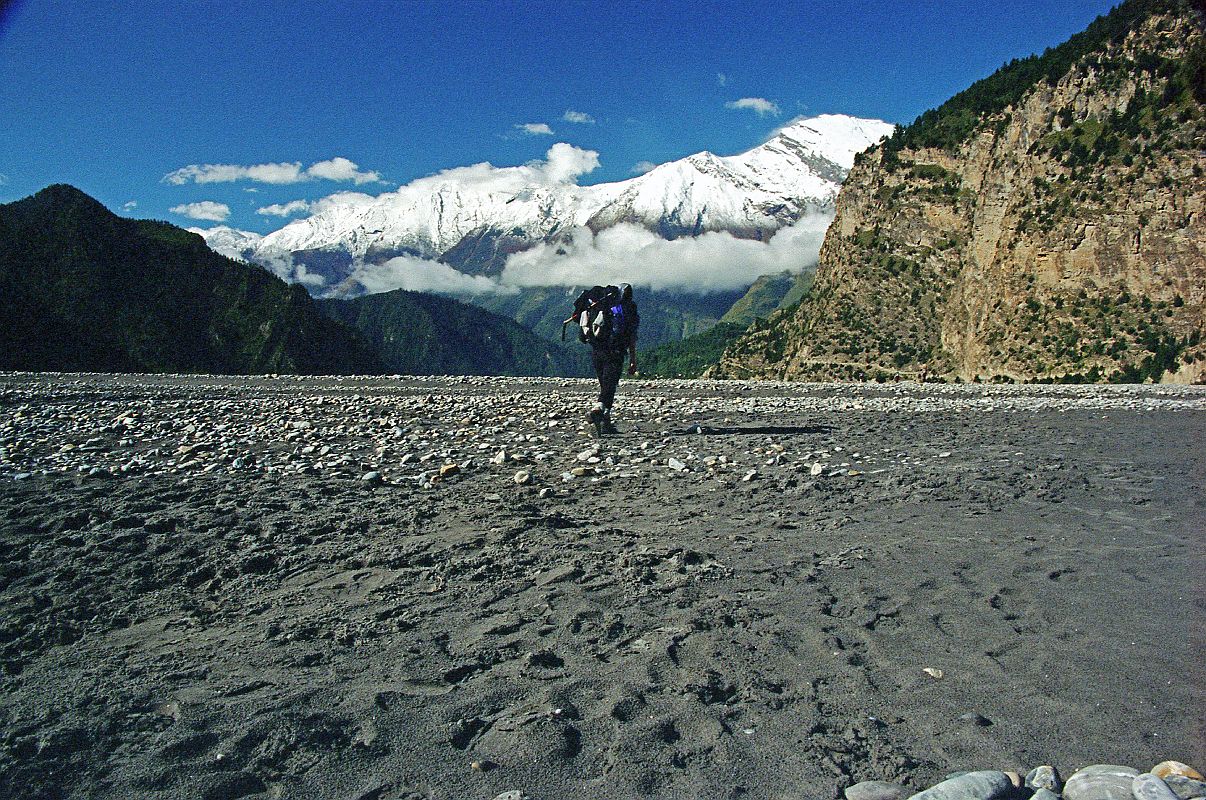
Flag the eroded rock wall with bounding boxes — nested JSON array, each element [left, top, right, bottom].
[[717, 7, 1204, 383]]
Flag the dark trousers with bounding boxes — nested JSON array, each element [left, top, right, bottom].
[[591, 348, 625, 410]]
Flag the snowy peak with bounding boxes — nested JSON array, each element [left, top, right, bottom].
[[772, 114, 897, 170], [195, 113, 894, 292]]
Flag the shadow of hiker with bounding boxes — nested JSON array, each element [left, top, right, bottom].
[[671, 424, 832, 436]]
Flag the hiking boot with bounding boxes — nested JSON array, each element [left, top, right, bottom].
[[588, 406, 605, 437], [600, 416, 620, 435]]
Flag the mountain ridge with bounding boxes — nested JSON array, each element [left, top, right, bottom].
[[0, 185, 380, 375], [194, 114, 893, 294], [713, 0, 1204, 384]]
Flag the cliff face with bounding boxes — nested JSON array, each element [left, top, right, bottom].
[[715, 1, 1205, 383]]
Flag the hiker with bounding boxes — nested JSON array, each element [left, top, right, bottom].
[[564, 283, 639, 436]]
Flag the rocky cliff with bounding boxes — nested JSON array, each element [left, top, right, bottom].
[[715, 0, 1204, 383]]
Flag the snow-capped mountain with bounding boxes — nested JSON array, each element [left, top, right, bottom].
[[196, 114, 893, 294]]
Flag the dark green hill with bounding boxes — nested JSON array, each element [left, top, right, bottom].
[[319, 289, 590, 376], [719, 270, 815, 327], [0, 185, 379, 374], [473, 285, 745, 350], [640, 322, 748, 378]]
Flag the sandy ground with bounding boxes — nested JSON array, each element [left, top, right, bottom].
[[0, 373, 1202, 800]]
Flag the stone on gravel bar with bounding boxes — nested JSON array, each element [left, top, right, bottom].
[[513, 470, 531, 485], [1133, 774, 1182, 800], [1031, 790, 1060, 800], [904, 770, 1013, 800], [1064, 764, 1140, 800], [1154, 762, 1205, 782], [360, 471, 382, 484], [492, 792, 527, 800], [1026, 765, 1062, 792], [846, 779, 909, 800], [957, 712, 992, 726], [1162, 775, 1206, 800], [667, 458, 688, 472], [439, 463, 460, 478]]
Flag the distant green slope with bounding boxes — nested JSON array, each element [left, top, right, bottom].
[[319, 289, 590, 376], [474, 286, 745, 350], [720, 270, 815, 327], [0, 185, 379, 374], [640, 322, 748, 378]]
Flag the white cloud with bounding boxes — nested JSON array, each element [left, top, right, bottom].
[[631, 160, 657, 175], [257, 199, 311, 217], [122, 201, 138, 211], [262, 254, 326, 288], [538, 142, 600, 183], [383, 142, 597, 196], [169, 201, 230, 222], [717, 73, 728, 87], [562, 110, 595, 124], [163, 157, 383, 185], [343, 255, 516, 297], [499, 213, 832, 293], [726, 97, 781, 117], [309, 191, 378, 215], [516, 122, 554, 136], [164, 162, 304, 185], [306, 157, 382, 185]]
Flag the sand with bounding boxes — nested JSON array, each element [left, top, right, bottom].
[[0, 373, 1202, 800]]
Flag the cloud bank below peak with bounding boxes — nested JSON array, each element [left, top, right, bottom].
[[500, 214, 832, 294]]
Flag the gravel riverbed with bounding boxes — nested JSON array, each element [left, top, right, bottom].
[[1, 373, 1202, 800]]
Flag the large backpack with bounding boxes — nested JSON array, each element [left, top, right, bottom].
[[564, 285, 631, 350]]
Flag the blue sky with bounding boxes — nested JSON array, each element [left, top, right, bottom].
[[1, 0, 1118, 231]]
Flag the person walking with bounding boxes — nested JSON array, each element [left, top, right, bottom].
[[584, 283, 639, 436]]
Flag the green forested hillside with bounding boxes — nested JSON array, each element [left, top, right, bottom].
[[0, 185, 379, 374], [880, 0, 1202, 161], [719, 270, 815, 327], [474, 286, 745, 350], [320, 289, 590, 376], [640, 322, 748, 378]]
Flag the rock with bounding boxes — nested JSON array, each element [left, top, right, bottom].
[[1026, 765, 1062, 793], [439, 463, 460, 478], [1064, 764, 1140, 800], [360, 471, 382, 484], [1134, 775, 1182, 800], [846, 780, 909, 800], [470, 758, 497, 772], [492, 792, 527, 800], [810, 463, 824, 476], [1031, 790, 1061, 800], [513, 470, 532, 485], [491, 450, 508, 465], [922, 667, 944, 679], [1163, 775, 1206, 800], [1154, 763, 1205, 782], [538, 487, 554, 499], [1003, 772, 1022, 789], [957, 712, 992, 726], [570, 466, 593, 477], [667, 457, 688, 471], [904, 770, 1013, 800], [742, 469, 758, 482]]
